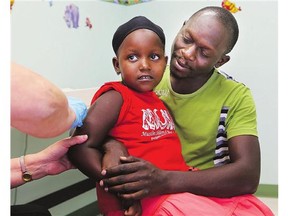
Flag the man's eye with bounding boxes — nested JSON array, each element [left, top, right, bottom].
[[200, 49, 209, 58], [183, 36, 192, 44]]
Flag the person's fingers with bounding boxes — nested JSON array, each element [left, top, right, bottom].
[[119, 155, 139, 163], [61, 134, 88, 148]]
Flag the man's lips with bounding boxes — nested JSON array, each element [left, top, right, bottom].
[[176, 57, 187, 67], [173, 56, 190, 71]]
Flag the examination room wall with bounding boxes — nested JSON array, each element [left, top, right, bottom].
[[11, 0, 278, 212]]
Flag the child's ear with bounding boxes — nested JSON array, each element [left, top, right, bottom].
[[165, 56, 168, 65], [215, 55, 230, 68], [112, 57, 121, 75]]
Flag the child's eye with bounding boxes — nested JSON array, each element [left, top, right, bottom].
[[150, 53, 160, 60], [128, 55, 138, 61]]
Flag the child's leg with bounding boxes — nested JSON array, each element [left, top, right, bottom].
[[96, 183, 122, 215], [142, 193, 274, 216]]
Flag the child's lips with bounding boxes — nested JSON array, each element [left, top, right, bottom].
[[138, 75, 153, 81]]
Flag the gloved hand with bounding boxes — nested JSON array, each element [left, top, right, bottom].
[[68, 96, 88, 128]]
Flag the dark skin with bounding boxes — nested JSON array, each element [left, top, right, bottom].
[[68, 90, 125, 181], [69, 28, 168, 216], [100, 135, 260, 199], [68, 90, 134, 214], [99, 9, 261, 201]]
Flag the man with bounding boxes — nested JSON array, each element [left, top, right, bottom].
[[99, 6, 273, 215]]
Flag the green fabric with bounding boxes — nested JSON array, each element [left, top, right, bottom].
[[255, 184, 278, 198], [154, 66, 258, 169]]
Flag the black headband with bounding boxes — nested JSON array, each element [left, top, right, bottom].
[[112, 16, 166, 54]]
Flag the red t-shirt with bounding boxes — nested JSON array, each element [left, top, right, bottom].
[[91, 81, 189, 171], [91, 82, 189, 214]]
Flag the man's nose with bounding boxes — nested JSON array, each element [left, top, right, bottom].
[[182, 44, 197, 61]]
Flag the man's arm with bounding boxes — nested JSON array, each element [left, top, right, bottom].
[[11, 63, 86, 138], [162, 135, 261, 197], [100, 135, 260, 199]]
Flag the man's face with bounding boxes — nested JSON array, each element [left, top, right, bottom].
[[170, 12, 230, 79]]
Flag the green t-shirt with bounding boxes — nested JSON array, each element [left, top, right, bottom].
[[154, 67, 258, 170]]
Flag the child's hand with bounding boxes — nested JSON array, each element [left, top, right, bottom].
[[102, 138, 129, 169], [124, 201, 142, 216]]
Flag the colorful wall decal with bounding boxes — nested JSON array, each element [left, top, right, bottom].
[[103, 0, 152, 6], [10, 0, 14, 10], [63, 3, 80, 28], [85, 17, 92, 29], [221, 0, 241, 13]]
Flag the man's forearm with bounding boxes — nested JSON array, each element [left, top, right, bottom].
[[164, 164, 259, 197]]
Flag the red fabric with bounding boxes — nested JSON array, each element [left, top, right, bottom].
[[96, 184, 122, 215], [91, 82, 189, 171], [91, 82, 189, 214], [102, 193, 274, 216], [91, 82, 274, 216], [143, 193, 274, 216]]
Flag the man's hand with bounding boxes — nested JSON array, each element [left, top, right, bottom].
[[100, 156, 167, 200]]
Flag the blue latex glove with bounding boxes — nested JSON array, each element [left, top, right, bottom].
[[68, 96, 88, 128]]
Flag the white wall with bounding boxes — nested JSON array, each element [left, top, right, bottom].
[[11, 0, 277, 185]]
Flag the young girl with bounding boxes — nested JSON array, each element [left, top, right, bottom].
[[68, 16, 193, 216]]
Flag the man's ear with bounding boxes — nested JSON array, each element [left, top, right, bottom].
[[215, 55, 230, 68], [112, 57, 121, 75]]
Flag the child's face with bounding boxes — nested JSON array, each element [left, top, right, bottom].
[[114, 29, 168, 93]]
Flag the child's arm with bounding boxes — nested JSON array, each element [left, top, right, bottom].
[[101, 139, 142, 216], [102, 137, 129, 169], [68, 89, 142, 215], [68, 90, 123, 181]]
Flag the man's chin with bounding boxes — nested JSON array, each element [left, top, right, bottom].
[[170, 64, 190, 79], [170, 69, 187, 79]]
